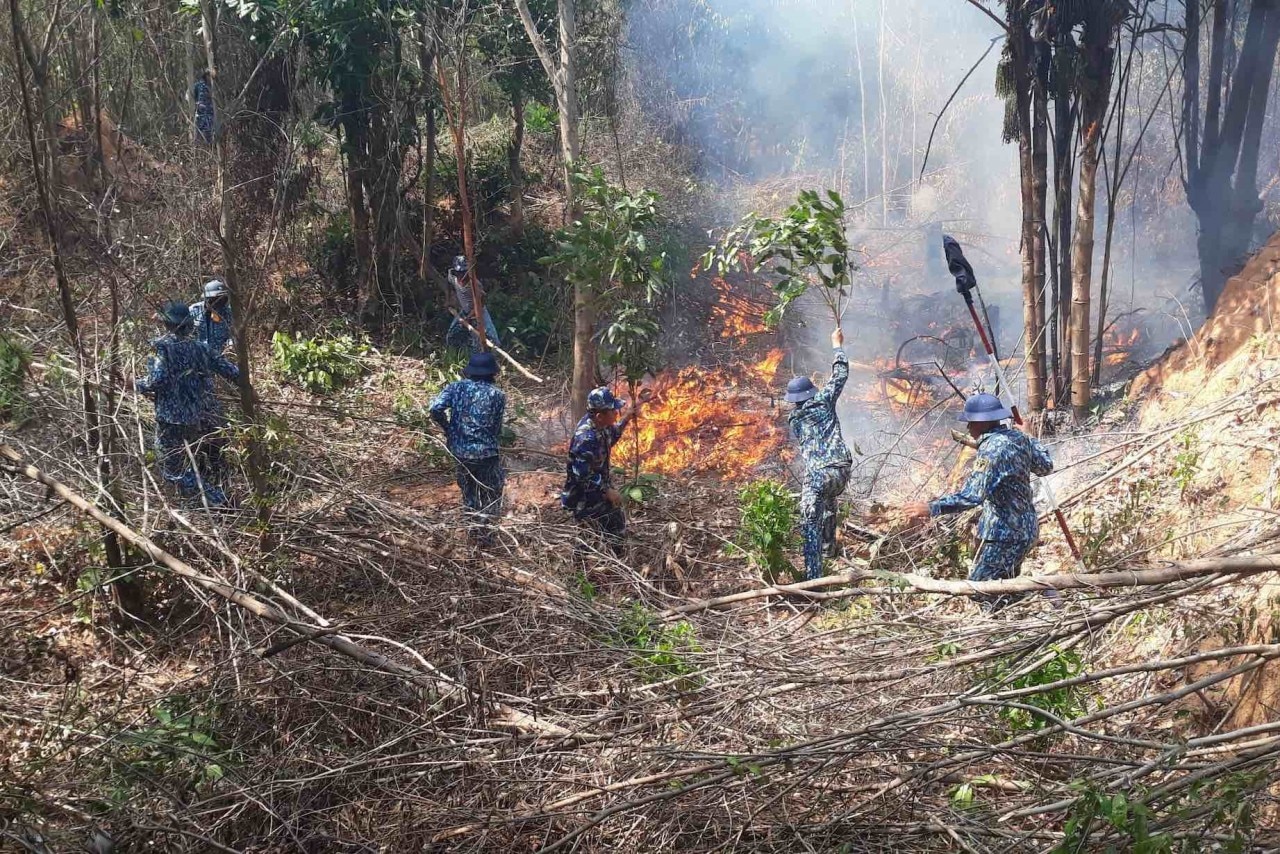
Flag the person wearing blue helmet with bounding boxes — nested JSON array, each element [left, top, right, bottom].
[[430, 351, 507, 542], [190, 279, 234, 356], [136, 301, 239, 506], [906, 393, 1055, 611], [785, 327, 853, 580], [562, 386, 640, 552]]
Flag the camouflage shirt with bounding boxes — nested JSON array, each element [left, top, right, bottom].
[[929, 426, 1054, 542], [429, 379, 506, 460], [136, 332, 239, 425], [189, 300, 234, 355], [788, 348, 853, 472], [561, 413, 629, 510]]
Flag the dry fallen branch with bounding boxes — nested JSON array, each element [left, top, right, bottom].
[[0, 442, 581, 740], [662, 553, 1280, 617]]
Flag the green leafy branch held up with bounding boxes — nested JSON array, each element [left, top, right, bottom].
[[702, 189, 857, 327]]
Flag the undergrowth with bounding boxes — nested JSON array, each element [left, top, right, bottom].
[[271, 331, 371, 394], [0, 333, 31, 419], [988, 644, 1087, 735], [616, 603, 702, 686], [737, 479, 798, 580]]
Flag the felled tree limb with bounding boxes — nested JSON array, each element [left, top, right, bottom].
[[447, 307, 545, 383], [661, 555, 1280, 617], [0, 443, 575, 739]]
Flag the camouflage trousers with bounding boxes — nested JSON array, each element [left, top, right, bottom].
[[800, 463, 850, 580], [971, 539, 1034, 612], [456, 456, 504, 539], [156, 420, 228, 506], [573, 497, 626, 555]]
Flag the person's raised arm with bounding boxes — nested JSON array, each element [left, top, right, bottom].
[[814, 327, 849, 405]]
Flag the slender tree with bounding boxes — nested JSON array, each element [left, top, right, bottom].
[[1184, 0, 1280, 312]]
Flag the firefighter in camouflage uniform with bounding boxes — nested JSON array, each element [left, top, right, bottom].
[[906, 393, 1055, 612], [135, 301, 239, 506], [784, 327, 854, 580], [562, 387, 639, 553], [430, 351, 507, 541]]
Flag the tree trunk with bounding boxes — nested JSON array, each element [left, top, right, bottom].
[[9, 0, 127, 576], [1013, 23, 1045, 413], [516, 0, 587, 416], [509, 90, 526, 238], [343, 117, 375, 320], [439, 55, 486, 350], [1069, 22, 1118, 421], [421, 106, 437, 284], [1029, 76, 1049, 412], [199, 0, 273, 543], [1051, 61, 1075, 405], [1187, 0, 1280, 314]]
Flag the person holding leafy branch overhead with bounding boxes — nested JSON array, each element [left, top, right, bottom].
[[783, 326, 852, 580]]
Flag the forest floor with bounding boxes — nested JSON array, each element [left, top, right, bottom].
[[6, 189, 1280, 849]]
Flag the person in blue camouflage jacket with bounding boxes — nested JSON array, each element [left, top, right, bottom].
[[190, 279, 234, 356], [907, 393, 1055, 611], [193, 72, 214, 144], [136, 301, 239, 506], [430, 352, 506, 540], [785, 327, 854, 580], [562, 387, 638, 552]]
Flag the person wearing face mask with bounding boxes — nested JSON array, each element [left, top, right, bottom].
[[190, 279, 234, 356]]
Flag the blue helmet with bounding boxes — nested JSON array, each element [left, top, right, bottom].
[[784, 376, 817, 403], [958, 392, 1013, 423], [159, 300, 193, 330], [450, 255, 469, 275], [587, 386, 625, 412], [463, 352, 499, 379]]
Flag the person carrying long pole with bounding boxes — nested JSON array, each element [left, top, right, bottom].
[[937, 235, 1085, 570]]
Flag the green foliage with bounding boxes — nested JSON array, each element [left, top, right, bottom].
[[0, 333, 30, 420], [116, 701, 228, 794], [621, 472, 662, 504], [1055, 773, 1260, 854], [271, 331, 371, 395], [601, 302, 661, 385], [702, 189, 857, 326], [524, 100, 556, 134], [988, 644, 1086, 734], [1171, 431, 1200, 498], [615, 603, 702, 685], [544, 166, 669, 311], [737, 479, 799, 580], [435, 116, 513, 222]]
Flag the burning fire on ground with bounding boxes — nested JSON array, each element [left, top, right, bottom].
[[710, 277, 769, 339], [616, 359, 788, 481]]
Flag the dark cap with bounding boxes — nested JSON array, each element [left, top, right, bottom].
[[463, 351, 499, 379], [784, 376, 817, 403]]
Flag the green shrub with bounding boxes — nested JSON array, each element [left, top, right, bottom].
[[115, 701, 228, 794], [0, 333, 31, 419], [524, 101, 555, 134], [988, 644, 1086, 734], [737, 479, 799, 579], [271, 331, 370, 395], [616, 603, 702, 685], [435, 116, 511, 222]]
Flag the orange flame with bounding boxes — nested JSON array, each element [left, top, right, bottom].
[[617, 364, 786, 481], [749, 348, 785, 383], [710, 277, 768, 339]]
